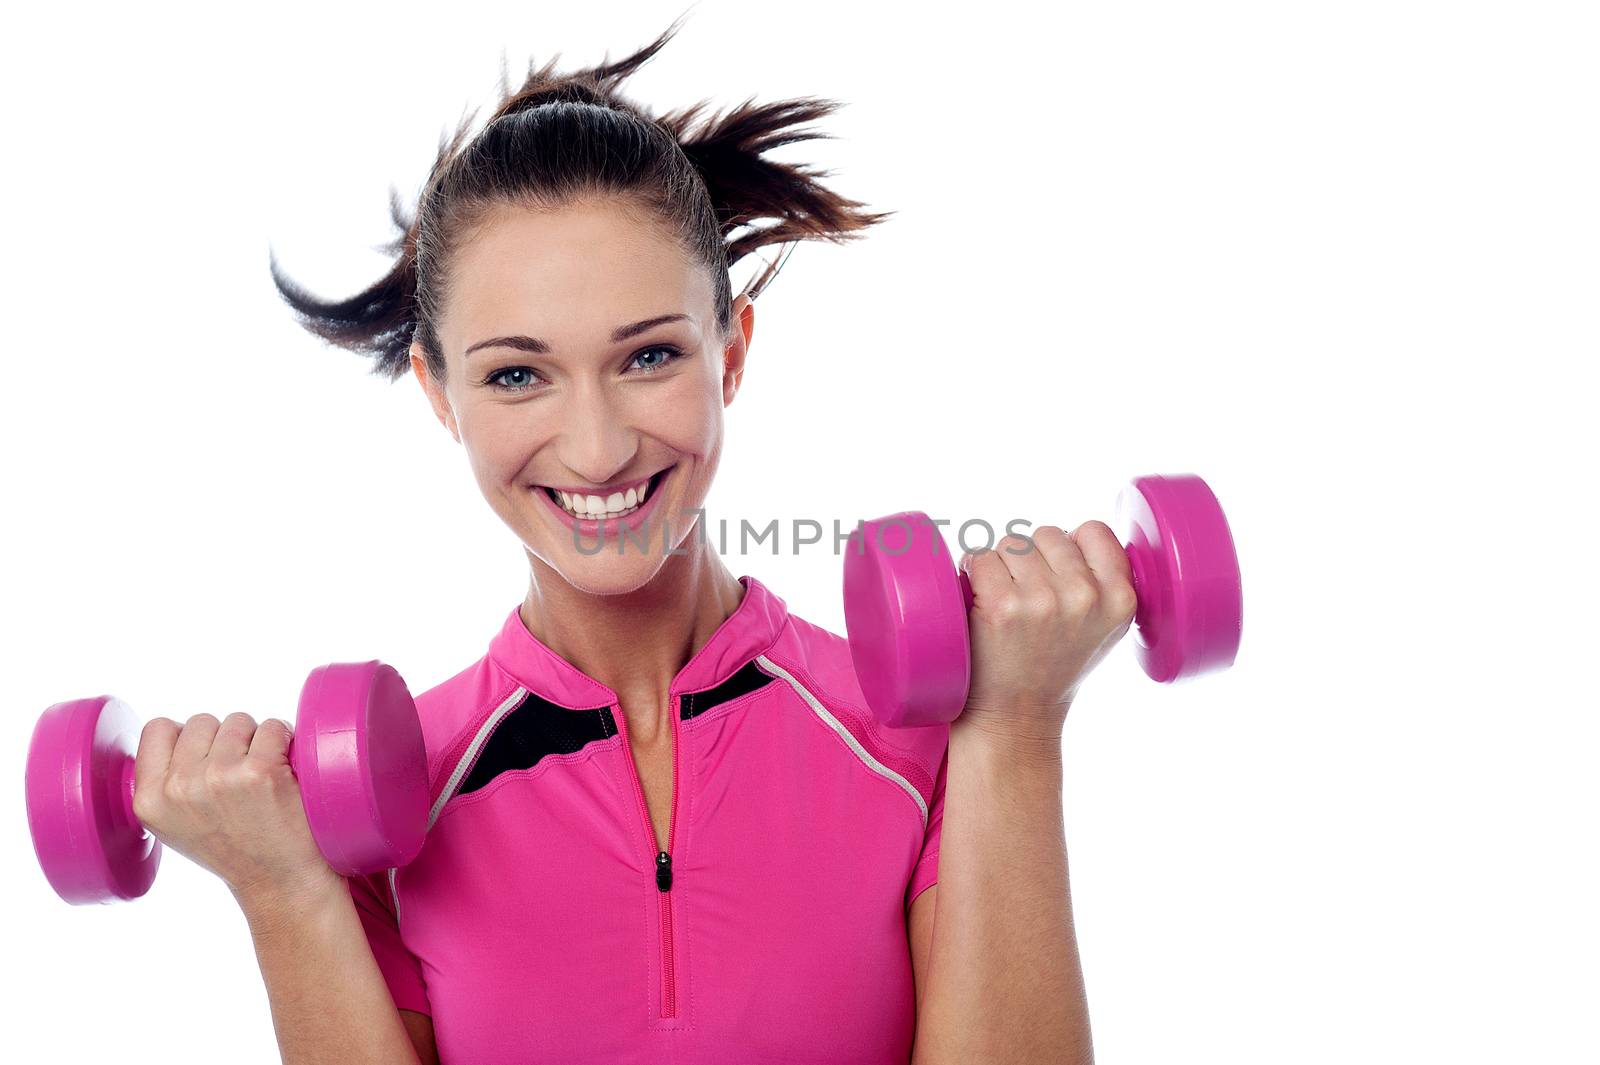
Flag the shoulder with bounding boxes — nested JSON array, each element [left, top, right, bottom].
[[406, 652, 525, 797], [760, 603, 949, 806], [761, 610, 862, 708]]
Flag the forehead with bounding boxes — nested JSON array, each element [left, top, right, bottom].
[[443, 198, 712, 347]]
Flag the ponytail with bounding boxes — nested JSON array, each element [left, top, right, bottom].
[[270, 13, 892, 383]]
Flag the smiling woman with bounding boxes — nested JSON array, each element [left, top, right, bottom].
[[251, 13, 976, 1065], [267, 13, 885, 604]]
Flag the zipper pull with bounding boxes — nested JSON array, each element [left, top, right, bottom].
[[655, 850, 673, 892]]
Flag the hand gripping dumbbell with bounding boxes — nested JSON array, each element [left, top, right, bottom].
[[843, 473, 1243, 729], [25, 661, 429, 905]]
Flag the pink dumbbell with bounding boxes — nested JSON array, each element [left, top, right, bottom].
[[24, 660, 429, 905], [843, 473, 1243, 729]]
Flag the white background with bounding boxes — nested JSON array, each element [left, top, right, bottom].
[[3, 1, 1596, 1061]]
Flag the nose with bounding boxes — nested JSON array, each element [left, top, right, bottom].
[[553, 379, 640, 487]]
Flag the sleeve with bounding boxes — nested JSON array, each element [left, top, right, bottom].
[[348, 870, 432, 1016], [905, 743, 948, 911]]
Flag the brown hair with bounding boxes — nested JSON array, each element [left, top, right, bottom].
[[268, 13, 893, 384]]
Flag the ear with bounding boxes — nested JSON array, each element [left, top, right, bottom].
[[411, 341, 462, 444], [722, 294, 755, 406]]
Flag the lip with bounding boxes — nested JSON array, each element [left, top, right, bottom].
[[539, 472, 657, 499], [535, 465, 673, 538]]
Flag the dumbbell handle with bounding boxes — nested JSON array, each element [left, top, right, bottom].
[[954, 536, 1154, 624], [115, 758, 141, 836]]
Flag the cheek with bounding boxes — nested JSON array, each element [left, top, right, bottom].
[[649, 375, 724, 456], [461, 404, 546, 483]]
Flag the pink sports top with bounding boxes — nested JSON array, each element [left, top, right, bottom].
[[348, 575, 950, 1064]]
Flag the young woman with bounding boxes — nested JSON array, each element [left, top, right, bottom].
[[134, 17, 1125, 1064]]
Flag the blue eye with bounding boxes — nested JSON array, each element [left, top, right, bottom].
[[484, 366, 539, 393], [630, 344, 688, 374], [483, 345, 687, 394]]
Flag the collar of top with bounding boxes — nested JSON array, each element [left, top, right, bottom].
[[487, 574, 790, 709]]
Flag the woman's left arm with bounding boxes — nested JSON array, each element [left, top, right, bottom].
[[910, 520, 1135, 1065], [909, 716, 1091, 1065]]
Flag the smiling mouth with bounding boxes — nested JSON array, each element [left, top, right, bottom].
[[538, 466, 671, 520]]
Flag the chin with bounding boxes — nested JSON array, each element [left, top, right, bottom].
[[551, 555, 667, 597]]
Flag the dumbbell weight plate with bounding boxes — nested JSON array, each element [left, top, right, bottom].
[[1114, 474, 1243, 683], [293, 661, 428, 875], [25, 695, 162, 904], [843, 513, 970, 730]]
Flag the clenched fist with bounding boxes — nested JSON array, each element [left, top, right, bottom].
[[958, 521, 1138, 742], [132, 712, 341, 907]]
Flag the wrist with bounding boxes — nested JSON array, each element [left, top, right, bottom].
[[233, 868, 348, 937], [951, 712, 1066, 771]]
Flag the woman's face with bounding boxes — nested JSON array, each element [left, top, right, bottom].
[[412, 197, 754, 595]]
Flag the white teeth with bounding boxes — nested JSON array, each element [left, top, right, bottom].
[[546, 473, 659, 520]]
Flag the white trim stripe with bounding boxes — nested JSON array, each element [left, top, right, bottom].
[[429, 686, 528, 830], [755, 654, 928, 828], [387, 867, 401, 923]]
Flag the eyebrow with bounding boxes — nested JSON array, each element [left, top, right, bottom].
[[464, 314, 691, 358]]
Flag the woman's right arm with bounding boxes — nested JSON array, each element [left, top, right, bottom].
[[238, 880, 439, 1064]]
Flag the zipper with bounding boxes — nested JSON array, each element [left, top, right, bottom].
[[616, 693, 681, 1019], [656, 850, 675, 1017]]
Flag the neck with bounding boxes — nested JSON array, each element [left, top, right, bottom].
[[519, 535, 745, 744]]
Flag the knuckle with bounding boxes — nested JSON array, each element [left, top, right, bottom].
[[131, 783, 161, 825], [999, 534, 1034, 555], [162, 773, 196, 806], [1076, 519, 1114, 540], [988, 592, 1025, 625], [1060, 577, 1100, 613], [235, 758, 274, 786], [1107, 582, 1138, 621], [1022, 588, 1058, 617], [969, 549, 1003, 574], [137, 718, 176, 759], [222, 711, 257, 729], [1023, 602, 1055, 626], [185, 713, 220, 731]]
